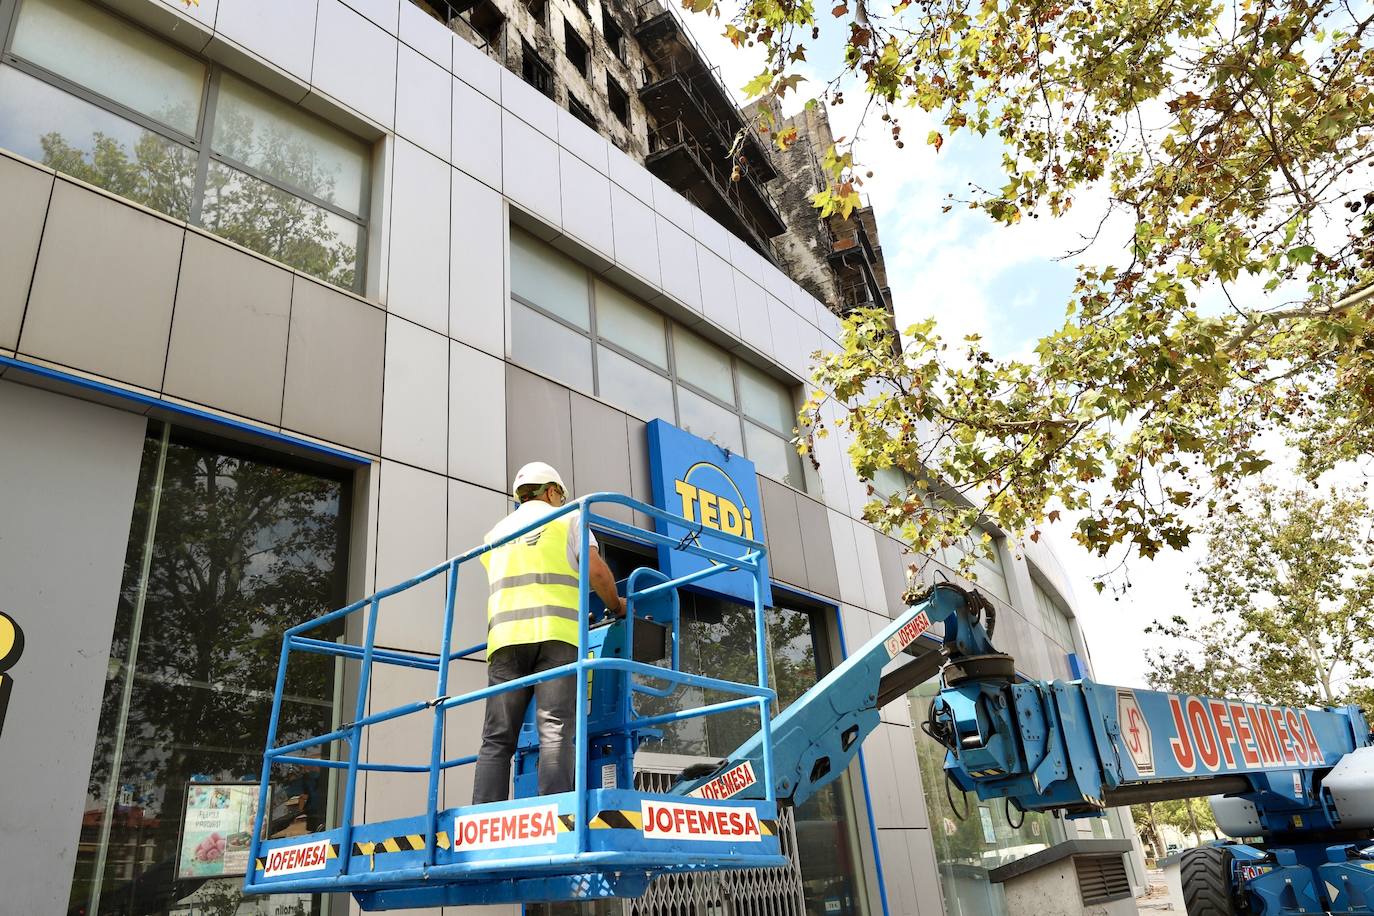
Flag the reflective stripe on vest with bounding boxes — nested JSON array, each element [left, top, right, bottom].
[[481, 514, 581, 654]]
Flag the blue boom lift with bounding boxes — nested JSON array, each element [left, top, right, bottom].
[[244, 492, 1374, 914]]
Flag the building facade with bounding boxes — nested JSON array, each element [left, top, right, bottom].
[[0, 0, 1142, 914]]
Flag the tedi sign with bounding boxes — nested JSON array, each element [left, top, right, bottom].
[[646, 419, 770, 606], [0, 611, 23, 740]]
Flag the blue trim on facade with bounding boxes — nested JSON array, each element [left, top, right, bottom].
[[0, 355, 371, 467], [832, 603, 892, 916], [1068, 651, 1087, 679]]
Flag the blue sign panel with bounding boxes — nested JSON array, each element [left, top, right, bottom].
[[645, 419, 771, 606]]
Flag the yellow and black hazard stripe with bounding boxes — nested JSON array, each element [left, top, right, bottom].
[[254, 842, 340, 873], [352, 830, 452, 856], [589, 809, 643, 830], [588, 810, 778, 836]]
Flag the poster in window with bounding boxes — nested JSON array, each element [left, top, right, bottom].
[[177, 782, 259, 878]]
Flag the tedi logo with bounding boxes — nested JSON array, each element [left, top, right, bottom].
[[674, 463, 755, 540], [0, 611, 24, 740]]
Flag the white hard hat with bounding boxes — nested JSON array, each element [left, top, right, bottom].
[[511, 461, 566, 498]]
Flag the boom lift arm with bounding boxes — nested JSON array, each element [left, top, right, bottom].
[[682, 582, 1374, 916]]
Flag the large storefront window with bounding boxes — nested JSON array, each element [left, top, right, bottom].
[[537, 543, 868, 916], [68, 423, 350, 916], [909, 679, 1066, 916], [636, 589, 869, 916]]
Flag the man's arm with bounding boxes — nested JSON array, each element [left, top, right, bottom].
[[587, 549, 625, 618]]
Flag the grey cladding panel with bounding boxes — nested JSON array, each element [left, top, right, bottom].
[[0, 381, 147, 915], [570, 393, 632, 523], [163, 233, 293, 424], [796, 494, 840, 600], [625, 416, 655, 530], [0, 156, 53, 351], [20, 181, 183, 390], [759, 478, 806, 590], [876, 533, 911, 611], [281, 277, 386, 453], [505, 365, 574, 494]]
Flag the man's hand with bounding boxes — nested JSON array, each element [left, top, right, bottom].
[[587, 548, 625, 620], [606, 594, 626, 619]]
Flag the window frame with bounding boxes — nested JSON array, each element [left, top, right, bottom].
[[508, 228, 807, 491], [520, 38, 554, 97], [566, 91, 597, 130], [606, 72, 629, 126], [562, 17, 589, 78], [601, 9, 624, 63], [520, 0, 547, 29], [0, 0, 372, 291]]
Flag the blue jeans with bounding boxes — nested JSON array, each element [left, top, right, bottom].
[[471, 640, 577, 804]]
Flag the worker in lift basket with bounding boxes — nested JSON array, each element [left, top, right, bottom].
[[472, 461, 626, 804]]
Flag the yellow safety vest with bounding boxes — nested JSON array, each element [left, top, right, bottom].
[[481, 514, 582, 655]]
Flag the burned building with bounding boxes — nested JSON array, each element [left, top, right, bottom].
[[416, 0, 891, 316]]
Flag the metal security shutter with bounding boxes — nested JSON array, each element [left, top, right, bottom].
[[628, 770, 807, 916], [1075, 854, 1132, 905]]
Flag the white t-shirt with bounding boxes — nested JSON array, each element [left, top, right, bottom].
[[485, 500, 598, 569]]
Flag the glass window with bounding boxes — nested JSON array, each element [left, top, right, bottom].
[[596, 345, 674, 421], [738, 361, 796, 433], [12, 0, 206, 135], [511, 301, 595, 390], [910, 678, 1066, 916], [940, 533, 1011, 603], [511, 228, 591, 329], [595, 280, 667, 367], [0, 65, 197, 219], [872, 466, 909, 500], [68, 423, 348, 916], [745, 421, 804, 490], [677, 387, 744, 454], [673, 326, 735, 404], [212, 73, 369, 213], [975, 540, 1010, 603], [201, 161, 362, 288], [0, 1, 372, 292], [1033, 578, 1075, 649], [504, 230, 807, 492]]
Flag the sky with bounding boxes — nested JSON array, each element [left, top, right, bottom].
[[669, 3, 1209, 689]]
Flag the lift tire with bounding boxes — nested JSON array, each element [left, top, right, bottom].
[[1181, 846, 1239, 916]]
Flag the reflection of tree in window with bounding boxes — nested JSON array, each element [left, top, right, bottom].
[[39, 128, 198, 219], [200, 160, 357, 290], [30, 113, 359, 288], [68, 426, 348, 916]]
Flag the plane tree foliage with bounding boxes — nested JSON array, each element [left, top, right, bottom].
[[1132, 798, 1218, 857], [684, 0, 1374, 577], [1144, 483, 1374, 709]]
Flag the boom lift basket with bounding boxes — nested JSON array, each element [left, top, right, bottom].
[[242, 493, 784, 910]]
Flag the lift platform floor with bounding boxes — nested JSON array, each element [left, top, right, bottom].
[[248, 788, 785, 908]]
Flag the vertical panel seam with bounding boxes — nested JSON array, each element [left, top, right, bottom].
[[158, 229, 191, 394], [11, 169, 56, 355]]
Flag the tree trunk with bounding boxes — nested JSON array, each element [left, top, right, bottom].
[[1184, 798, 1202, 846], [1144, 803, 1164, 858]]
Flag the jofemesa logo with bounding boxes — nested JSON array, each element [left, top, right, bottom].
[[0, 611, 25, 740]]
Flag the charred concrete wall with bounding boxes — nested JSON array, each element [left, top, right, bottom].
[[434, 0, 652, 158], [429, 0, 895, 319]]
